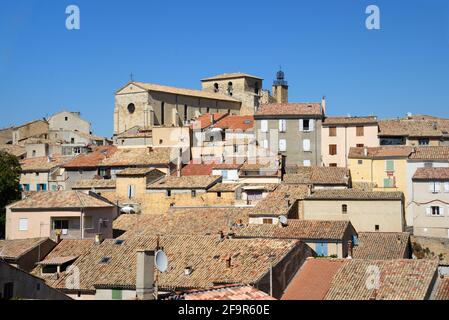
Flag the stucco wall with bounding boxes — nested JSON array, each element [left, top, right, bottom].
[[303, 199, 405, 232]]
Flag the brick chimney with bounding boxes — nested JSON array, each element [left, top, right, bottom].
[[136, 250, 155, 300], [347, 240, 354, 258]]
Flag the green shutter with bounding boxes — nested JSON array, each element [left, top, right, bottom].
[[384, 178, 394, 188], [112, 289, 122, 300], [386, 160, 395, 171]]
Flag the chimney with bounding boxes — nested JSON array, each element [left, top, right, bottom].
[[321, 96, 326, 115], [55, 230, 62, 244], [363, 147, 368, 157], [184, 266, 193, 276], [177, 148, 182, 178], [210, 114, 214, 125], [218, 231, 225, 242], [347, 240, 354, 258], [95, 233, 103, 245], [136, 250, 155, 300]]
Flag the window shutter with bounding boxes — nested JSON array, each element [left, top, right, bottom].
[[440, 207, 445, 216], [445, 182, 449, 193], [262, 140, 268, 149], [429, 183, 435, 193], [279, 120, 286, 132], [279, 139, 287, 152], [303, 139, 311, 152], [261, 120, 268, 133], [299, 119, 304, 132], [426, 207, 432, 216], [303, 160, 311, 167], [435, 182, 441, 193], [309, 120, 315, 132]]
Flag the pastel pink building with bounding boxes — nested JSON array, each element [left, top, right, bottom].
[[6, 191, 117, 240], [321, 116, 379, 167]]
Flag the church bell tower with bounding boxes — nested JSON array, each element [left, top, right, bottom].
[[272, 68, 288, 104]]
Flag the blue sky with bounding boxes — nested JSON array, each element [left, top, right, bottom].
[[0, 0, 448, 137]]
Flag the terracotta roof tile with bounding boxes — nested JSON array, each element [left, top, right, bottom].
[[325, 259, 438, 300], [379, 118, 449, 138], [306, 189, 404, 201], [63, 146, 117, 168], [284, 166, 350, 186], [0, 144, 26, 157], [100, 147, 173, 167], [413, 167, 449, 181], [323, 116, 378, 126], [9, 191, 114, 210], [214, 116, 254, 131], [434, 277, 449, 300], [235, 220, 352, 241], [352, 232, 411, 260], [281, 258, 345, 300], [348, 146, 413, 159], [409, 146, 449, 161], [20, 155, 73, 172], [184, 285, 275, 300], [191, 113, 229, 130], [256, 103, 323, 117], [201, 73, 263, 81], [72, 179, 116, 189], [148, 175, 221, 189], [0, 238, 50, 260]]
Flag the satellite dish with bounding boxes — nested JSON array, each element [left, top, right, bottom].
[[120, 206, 135, 214], [155, 250, 168, 273], [279, 215, 288, 226]]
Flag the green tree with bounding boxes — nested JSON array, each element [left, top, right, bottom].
[[0, 151, 21, 238]]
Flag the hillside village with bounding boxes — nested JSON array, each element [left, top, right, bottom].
[[1, 70, 449, 300]]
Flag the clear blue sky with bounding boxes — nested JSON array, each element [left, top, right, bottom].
[[0, 0, 448, 137]]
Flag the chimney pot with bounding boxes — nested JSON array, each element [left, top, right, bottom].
[[136, 250, 155, 300], [226, 256, 232, 268], [95, 233, 103, 245]]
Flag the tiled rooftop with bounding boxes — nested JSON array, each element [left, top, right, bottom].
[[325, 259, 438, 300], [201, 72, 263, 81], [306, 189, 404, 201], [348, 146, 413, 159], [0, 238, 50, 260], [116, 168, 159, 176], [352, 232, 410, 260], [100, 147, 173, 167], [250, 185, 310, 217], [114, 208, 250, 237], [192, 113, 229, 130], [433, 277, 449, 300], [51, 234, 301, 292], [147, 175, 221, 190], [214, 116, 254, 131], [8, 191, 114, 210], [322, 116, 378, 126], [20, 155, 73, 172], [184, 285, 275, 300], [0, 144, 26, 157], [413, 167, 449, 181], [235, 220, 352, 241], [256, 103, 323, 117], [409, 146, 449, 161], [379, 118, 449, 138], [131, 82, 240, 103], [72, 179, 116, 189], [284, 166, 350, 186], [63, 145, 117, 169]]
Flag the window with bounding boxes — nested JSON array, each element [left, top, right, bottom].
[[227, 82, 233, 96], [191, 190, 197, 198], [166, 190, 171, 197], [303, 139, 311, 152], [329, 163, 338, 167], [329, 144, 337, 155], [261, 120, 268, 133], [217, 192, 222, 198], [356, 126, 364, 137], [255, 82, 260, 94], [385, 160, 395, 172], [384, 178, 395, 188], [303, 160, 311, 167], [375, 225, 380, 231], [159, 139, 163, 145], [302, 119, 311, 132], [37, 184, 47, 191], [127, 103, 135, 114], [427, 206, 444, 217], [65, 117, 68, 121], [358, 160, 363, 165], [71, 138, 75, 144], [161, 102, 165, 125], [342, 204, 348, 214], [263, 219, 273, 225], [32, 150, 36, 157], [222, 170, 228, 180], [84, 216, 93, 229], [184, 105, 188, 122], [214, 83, 219, 93], [262, 140, 268, 149], [279, 139, 287, 152], [53, 220, 69, 230], [429, 182, 441, 193], [424, 162, 433, 168], [279, 119, 287, 132], [444, 182, 449, 193], [419, 139, 430, 146], [127, 185, 135, 199], [22, 184, 30, 191], [19, 219, 28, 231], [329, 127, 337, 137], [356, 144, 364, 148]]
